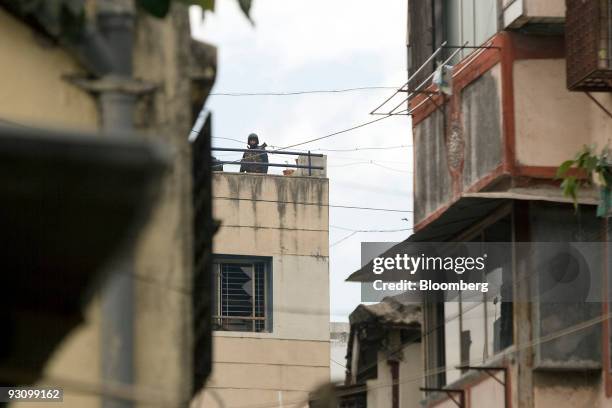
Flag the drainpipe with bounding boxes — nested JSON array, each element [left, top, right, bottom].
[[70, 2, 142, 407], [97, 5, 136, 408]]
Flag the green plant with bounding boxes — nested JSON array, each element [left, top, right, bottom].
[[556, 145, 612, 209]]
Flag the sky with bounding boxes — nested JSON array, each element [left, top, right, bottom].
[[190, 0, 413, 322]]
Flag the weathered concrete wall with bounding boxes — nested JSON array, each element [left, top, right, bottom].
[[413, 65, 503, 225], [468, 373, 506, 408], [363, 342, 422, 408], [533, 372, 603, 408], [461, 68, 503, 189], [524, 0, 565, 19], [413, 109, 452, 224], [131, 8, 197, 406], [503, 0, 565, 28], [2, 4, 203, 407], [514, 59, 612, 168], [399, 342, 423, 408], [198, 172, 330, 408], [366, 349, 394, 408], [330, 322, 350, 383]]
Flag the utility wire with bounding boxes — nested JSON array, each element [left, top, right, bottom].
[[330, 225, 413, 233], [311, 144, 412, 152], [328, 160, 412, 173], [213, 196, 412, 213], [209, 86, 398, 97], [329, 231, 359, 248], [214, 114, 398, 167], [329, 226, 413, 248]]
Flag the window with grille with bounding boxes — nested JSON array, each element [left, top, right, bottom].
[[212, 256, 272, 333]]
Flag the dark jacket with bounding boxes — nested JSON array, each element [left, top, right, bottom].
[[240, 144, 269, 173]]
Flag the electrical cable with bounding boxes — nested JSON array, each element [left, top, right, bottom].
[[212, 195, 412, 213], [209, 86, 398, 97], [212, 114, 399, 167], [327, 160, 411, 173], [330, 225, 413, 233], [329, 231, 359, 248]]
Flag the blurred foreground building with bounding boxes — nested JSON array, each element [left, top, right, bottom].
[[346, 0, 612, 407], [0, 2, 216, 407]]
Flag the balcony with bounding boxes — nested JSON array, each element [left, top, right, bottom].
[[409, 32, 612, 229]]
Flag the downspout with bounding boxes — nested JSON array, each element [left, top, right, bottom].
[[69, 2, 142, 407], [97, 5, 136, 408]]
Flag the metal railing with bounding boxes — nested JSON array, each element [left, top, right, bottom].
[[211, 147, 324, 176]]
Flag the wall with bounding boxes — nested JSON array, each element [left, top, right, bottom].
[[503, 0, 565, 28], [330, 322, 350, 383], [461, 68, 503, 189], [413, 65, 503, 225], [363, 341, 423, 408], [514, 58, 612, 168], [400, 342, 423, 408], [2, 4, 204, 407], [197, 172, 330, 408], [413, 109, 452, 224], [0, 9, 98, 130], [533, 372, 604, 408], [468, 373, 506, 408], [366, 350, 394, 408]]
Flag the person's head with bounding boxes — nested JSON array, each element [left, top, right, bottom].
[[247, 133, 259, 148]]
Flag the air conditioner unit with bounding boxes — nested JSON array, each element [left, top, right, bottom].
[[566, 0, 612, 91]]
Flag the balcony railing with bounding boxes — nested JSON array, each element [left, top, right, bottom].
[[211, 147, 324, 176]]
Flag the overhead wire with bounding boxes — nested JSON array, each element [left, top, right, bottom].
[[209, 86, 398, 96], [329, 231, 359, 248], [212, 195, 412, 213], [327, 160, 411, 173], [210, 113, 399, 168], [330, 225, 413, 233]]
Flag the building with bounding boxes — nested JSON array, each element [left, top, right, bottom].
[[330, 322, 351, 384], [347, 1, 612, 407], [195, 167, 331, 407], [342, 297, 422, 408], [0, 2, 216, 406]]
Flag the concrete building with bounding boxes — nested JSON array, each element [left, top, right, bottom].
[[330, 322, 350, 384], [195, 169, 331, 407], [341, 298, 422, 408], [0, 2, 216, 407], [347, 1, 612, 407]]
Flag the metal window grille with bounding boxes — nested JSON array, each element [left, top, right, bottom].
[[213, 261, 268, 332]]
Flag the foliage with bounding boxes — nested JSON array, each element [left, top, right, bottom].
[[556, 145, 612, 209]]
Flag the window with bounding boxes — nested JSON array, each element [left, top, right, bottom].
[[443, 0, 499, 63], [423, 293, 447, 389], [212, 256, 272, 333], [431, 209, 514, 386]]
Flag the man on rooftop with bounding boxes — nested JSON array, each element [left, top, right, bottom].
[[240, 133, 269, 174]]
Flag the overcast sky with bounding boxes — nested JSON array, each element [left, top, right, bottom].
[[191, 0, 412, 322]]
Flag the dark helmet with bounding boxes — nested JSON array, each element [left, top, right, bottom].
[[247, 133, 259, 145]]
